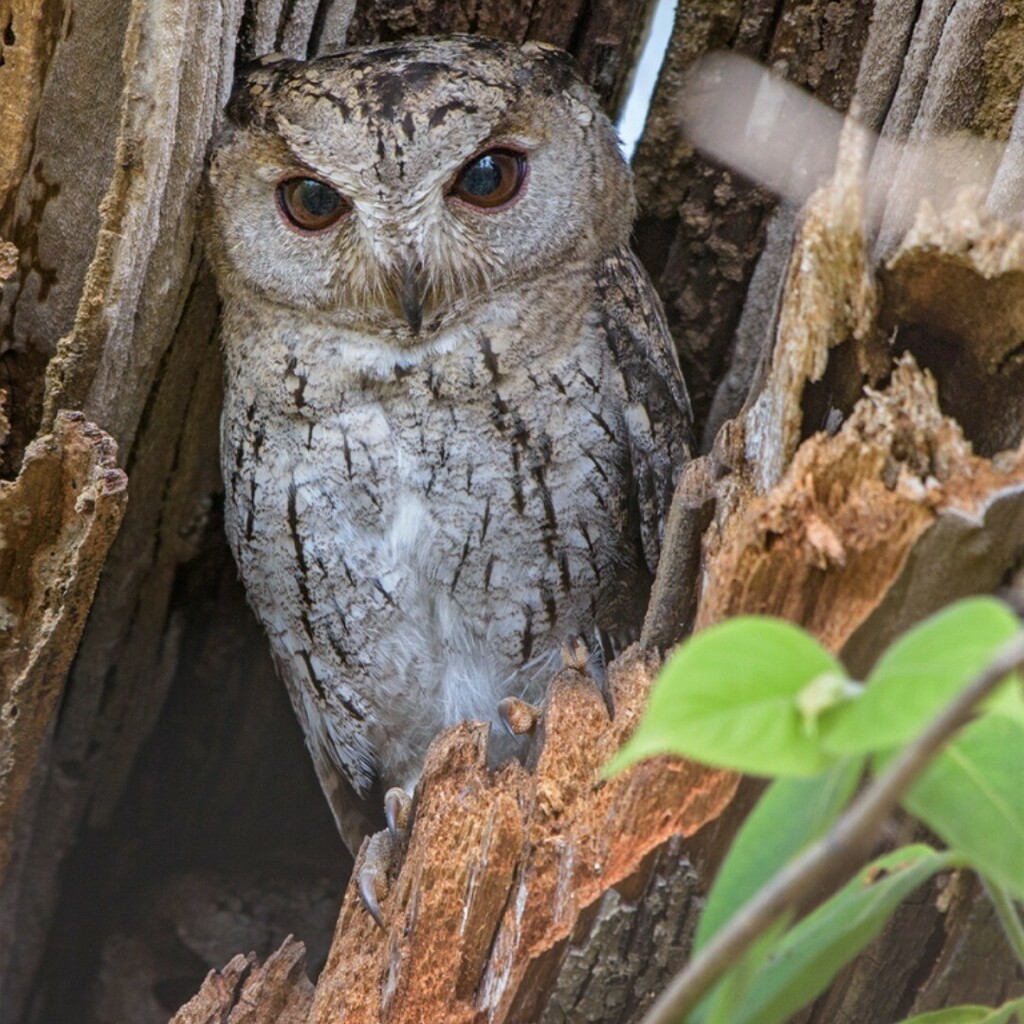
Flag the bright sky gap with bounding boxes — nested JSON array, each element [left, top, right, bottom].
[[616, 0, 678, 161]]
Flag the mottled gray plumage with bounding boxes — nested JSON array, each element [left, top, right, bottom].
[[205, 36, 691, 852]]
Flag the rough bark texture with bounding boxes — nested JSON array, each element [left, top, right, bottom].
[[0, 412, 126, 877], [309, 654, 734, 1024], [2, 0, 1024, 1022]]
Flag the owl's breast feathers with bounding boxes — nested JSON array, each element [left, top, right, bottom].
[[220, 249, 690, 843]]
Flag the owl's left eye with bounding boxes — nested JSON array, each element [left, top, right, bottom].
[[277, 177, 350, 232], [450, 149, 527, 210]]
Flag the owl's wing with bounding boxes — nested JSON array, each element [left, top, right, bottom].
[[597, 245, 693, 575]]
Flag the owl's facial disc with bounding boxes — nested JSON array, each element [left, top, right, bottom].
[[209, 35, 636, 348], [272, 147, 530, 333]]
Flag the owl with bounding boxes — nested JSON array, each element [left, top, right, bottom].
[[205, 36, 692, 856]]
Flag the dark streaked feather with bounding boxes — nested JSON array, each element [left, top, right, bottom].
[[596, 246, 693, 575]]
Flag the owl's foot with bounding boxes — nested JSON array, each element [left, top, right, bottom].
[[384, 786, 412, 840], [357, 786, 413, 929], [560, 630, 620, 729], [356, 831, 394, 928], [498, 696, 541, 736], [561, 633, 592, 672], [498, 635, 597, 739], [497, 634, 602, 746]]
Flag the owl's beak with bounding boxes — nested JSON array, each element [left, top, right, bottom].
[[396, 261, 424, 335]]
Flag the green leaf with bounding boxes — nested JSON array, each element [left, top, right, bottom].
[[898, 997, 1024, 1024], [902, 715, 1024, 900], [796, 672, 862, 736], [694, 845, 958, 1024], [984, 680, 1024, 728], [824, 598, 1020, 756], [981, 878, 1024, 968], [606, 617, 844, 778], [695, 758, 864, 952]]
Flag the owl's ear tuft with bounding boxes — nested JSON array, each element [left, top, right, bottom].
[[226, 70, 283, 132], [519, 41, 601, 125], [520, 40, 563, 56], [518, 39, 582, 92], [254, 50, 290, 66]]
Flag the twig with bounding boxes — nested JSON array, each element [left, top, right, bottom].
[[640, 630, 1024, 1024]]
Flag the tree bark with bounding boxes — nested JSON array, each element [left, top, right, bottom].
[[2, 1, 1023, 1022]]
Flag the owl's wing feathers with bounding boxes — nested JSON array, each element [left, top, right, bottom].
[[596, 246, 693, 574]]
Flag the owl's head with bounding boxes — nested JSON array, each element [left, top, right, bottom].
[[206, 36, 633, 343]]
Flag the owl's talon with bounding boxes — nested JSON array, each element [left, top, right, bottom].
[[357, 829, 395, 929], [498, 696, 542, 736], [357, 792, 412, 927], [561, 633, 592, 673], [358, 865, 385, 929], [384, 786, 412, 842]]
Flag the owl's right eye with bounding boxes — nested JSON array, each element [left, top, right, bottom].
[[277, 177, 350, 232]]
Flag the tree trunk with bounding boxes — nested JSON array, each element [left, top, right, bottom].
[[1, 1, 1023, 1022]]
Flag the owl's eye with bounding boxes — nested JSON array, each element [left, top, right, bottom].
[[277, 177, 350, 232], [450, 149, 527, 209]]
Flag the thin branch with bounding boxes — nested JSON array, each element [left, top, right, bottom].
[[640, 630, 1024, 1024]]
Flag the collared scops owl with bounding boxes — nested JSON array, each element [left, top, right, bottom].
[[205, 35, 692, 852]]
